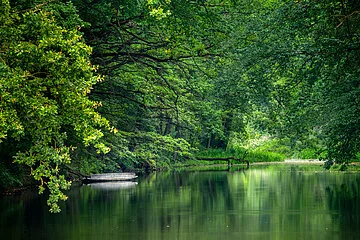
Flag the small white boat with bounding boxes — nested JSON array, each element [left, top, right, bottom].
[[84, 172, 137, 183]]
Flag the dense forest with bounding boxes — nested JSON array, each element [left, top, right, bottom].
[[1, 0, 359, 212]]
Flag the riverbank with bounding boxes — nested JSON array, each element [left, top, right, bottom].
[[173, 159, 360, 172], [254, 159, 323, 165], [3, 159, 360, 197]]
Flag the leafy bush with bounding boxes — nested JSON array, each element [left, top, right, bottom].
[[353, 152, 360, 162], [195, 147, 286, 163], [247, 150, 286, 162], [297, 148, 318, 159]]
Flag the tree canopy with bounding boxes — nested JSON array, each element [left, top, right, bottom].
[[0, 0, 113, 212]]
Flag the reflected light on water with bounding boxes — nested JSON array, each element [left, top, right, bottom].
[[86, 181, 138, 190], [1, 165, 360, 240]]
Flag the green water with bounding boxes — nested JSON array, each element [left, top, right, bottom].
[[1, 165, 360, 239]]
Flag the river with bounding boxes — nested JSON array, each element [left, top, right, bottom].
[[1, 164, 360, 239]]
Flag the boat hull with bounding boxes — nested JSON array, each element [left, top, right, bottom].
[[83, 173, 137, 183]]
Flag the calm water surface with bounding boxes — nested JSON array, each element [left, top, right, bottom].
[[1, 164, 360, 239]]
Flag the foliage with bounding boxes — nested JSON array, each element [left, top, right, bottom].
[[2, 0, 360, 212], [196, 146, 286, 163], [222, 0, 360, 163], [247, 150, 286, 163], [0, 161, 25, 189], [0, 0, 112, 212], [295, 148, 319, 160], [70, 0, 231, 169]]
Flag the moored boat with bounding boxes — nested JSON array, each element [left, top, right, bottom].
[[83, 172, 137, 183]]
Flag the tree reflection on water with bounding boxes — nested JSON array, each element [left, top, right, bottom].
[[1, 165, 360, 239]]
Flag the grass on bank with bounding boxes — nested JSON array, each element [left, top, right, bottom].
[[195, 148, 286, 163]]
